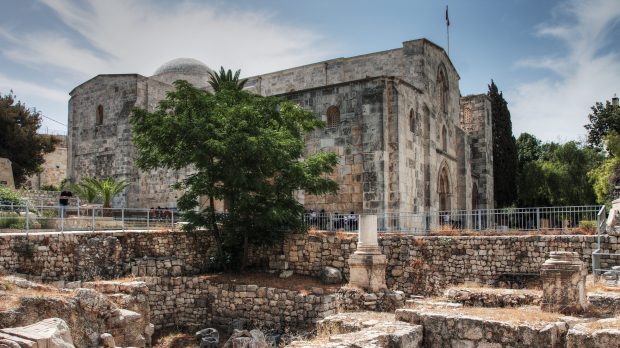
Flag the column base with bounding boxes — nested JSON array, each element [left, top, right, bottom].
[[348, 252, 387, 292]]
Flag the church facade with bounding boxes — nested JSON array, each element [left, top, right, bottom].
[[68, 38, 494, 217]]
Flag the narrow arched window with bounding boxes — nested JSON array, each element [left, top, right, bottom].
[[442, 125, 447, 151], [409, 109, 415, 133], [437, 65, 448, 114], [96, 105, 104, 125], [326, 106, 340, 128]]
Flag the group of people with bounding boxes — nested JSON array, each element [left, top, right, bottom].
[[305, 209, 358, 231], [149, 206, 173, 221]]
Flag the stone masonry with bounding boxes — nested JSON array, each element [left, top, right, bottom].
[[68, 38, 494, 217]]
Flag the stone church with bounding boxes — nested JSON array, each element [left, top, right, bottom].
[[68, 38, 494, 216]]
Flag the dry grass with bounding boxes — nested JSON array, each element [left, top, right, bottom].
[[449, 283, 542, 295], [0, 294, 20, 311], [586, 275, 620, 294], [0, 277, 72, 311], [199, 271, 342, 294], [420, 306, 562, 324], [427, 227, 595, 237], [153, 331, 196, 348], [583, 318, 620, 332]]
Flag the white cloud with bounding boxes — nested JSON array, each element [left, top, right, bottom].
[[507, 0, 620, 142], [1, 0, 333, 79], [0, 73, 68, 103]]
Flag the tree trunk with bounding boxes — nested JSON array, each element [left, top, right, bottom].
[[241, 230, 249, 271], [209, 195, 224, 265]]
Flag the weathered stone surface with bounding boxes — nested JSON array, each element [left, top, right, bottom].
[[290, 312, 422, 348], [337, 287, 405, 312], [541, 251, 589, 314], [0, 318, 74, 348], [566, 318, 620, 348], [396, 308, 568, 348], [320, 267, 343, 284], [444, 287, 541, 307], [99, 333, 115, 348], [196, 328, 219, 348], [223, 329, 268, 348]]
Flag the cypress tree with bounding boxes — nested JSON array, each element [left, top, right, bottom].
[[488, 80, 518, 207]]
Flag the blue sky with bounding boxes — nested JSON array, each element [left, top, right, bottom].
[[1, 0, 619, 142]]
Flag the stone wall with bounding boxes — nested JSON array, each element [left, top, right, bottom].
[[2, 230, 617, 296], [264, 233, 619, 295], [24, 135, 67, 190], [0, 158, 14, 189], [139, 276, 338, 330], [0, 231, 212, 281]]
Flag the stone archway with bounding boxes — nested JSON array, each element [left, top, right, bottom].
[[438, 164, 450, 212]]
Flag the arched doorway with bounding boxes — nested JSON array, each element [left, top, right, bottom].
[[472, 183, 479, 210], [438, 165, 450, 212]]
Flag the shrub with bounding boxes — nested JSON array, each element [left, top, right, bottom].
[[0, 186, 23, 205], [577, 220, 597, 235], [39, 184, 59, 191]]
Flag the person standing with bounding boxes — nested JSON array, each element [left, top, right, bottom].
[[59, 190, 72, 218]]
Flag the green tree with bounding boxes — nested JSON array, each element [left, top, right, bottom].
[[208, 67, 248, 92], [588, 131, 620, 205], [516, 133, 602, 206], [0, 92, 58, 186], [585, 99, 620, 149], [131, 77, 338, 269], [488, 80, 518, 207]]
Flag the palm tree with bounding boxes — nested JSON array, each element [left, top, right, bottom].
[[88, 177, 129, 208], [70, 178, 98, 204], [208, 67, 248, 92]]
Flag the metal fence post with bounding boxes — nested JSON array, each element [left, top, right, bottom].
[[61, 208, 64, 233], [171, 211, 175, 231], [25, 205, 29, 232], [121, 208, 125, 232], [147, 210, 150, 230], [92, 207, 95, 232], [536, 208, 541, 230]]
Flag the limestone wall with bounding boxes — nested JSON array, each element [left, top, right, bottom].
[[265, 233, 618, 295], [139, 276, 338, 330], [0, 158, 14, 189], [0, 231, 212, 281], [2, 230, 615, 296]]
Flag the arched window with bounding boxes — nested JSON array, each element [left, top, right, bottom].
[[96, 105, 104, 126], [442, 125, 447, 151], [409, 109, 415, 133], [326, 106, 340, 128], [437, 65, 448, 114]]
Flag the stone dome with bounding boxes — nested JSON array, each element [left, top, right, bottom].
[[154, 58, 212, 76]]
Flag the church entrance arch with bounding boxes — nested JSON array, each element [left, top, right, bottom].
[[438, 163, 451, 212]]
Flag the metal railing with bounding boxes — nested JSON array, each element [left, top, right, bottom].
[[303, 205, 601, 234], [592, 205, 620, 282], [0, 204, 180, 233], [0, 204, 601, 235]]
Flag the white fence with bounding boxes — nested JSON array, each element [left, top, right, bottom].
[[0, 204, 600, 234], [0, 205, 179, 233], [304, 206, 600, 234]]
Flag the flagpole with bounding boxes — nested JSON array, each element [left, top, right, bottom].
[[446, 5, 450, 57]]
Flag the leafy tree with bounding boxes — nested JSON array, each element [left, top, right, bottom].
[[488, 80, 518, 207], [0, 92, 58, 186], [208, 67, 248, 92], [585, 99, 620, 149], [516, 133, 602, 206], [131, 77, 338, 269], [588, 131, 620, 205]]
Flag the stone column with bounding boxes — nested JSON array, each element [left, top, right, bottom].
[[348, 215, 387, 292], [540, 251, 588, 314]]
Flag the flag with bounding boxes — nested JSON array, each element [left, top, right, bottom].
[[446, 5, 450, 27]]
